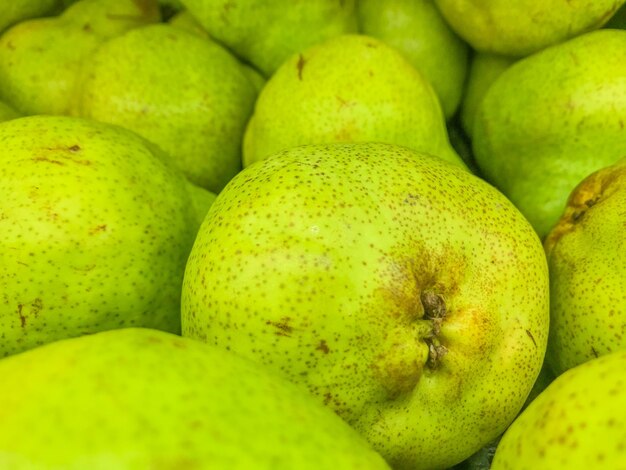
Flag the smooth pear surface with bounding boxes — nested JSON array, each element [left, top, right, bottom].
[[179, 0, 357, 76], [473, 29, 626, 238], [243, 34, 465, 169], [0, 116, 200, 357], [74, 24, 256, 193], [543, 159, 626, 375], [0, 0, 74, 33], [357, 0, 469, 119], [492, 350, 626, 469], [182, 142, 549, 469], [434, 0, 625, 56], [0, 328, 390, 469]]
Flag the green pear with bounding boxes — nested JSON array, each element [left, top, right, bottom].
[[357, 0, 469, 119], [434, 0, 625, 56], [473, 29, 626, 238], [0, 0, 75, 34], [460, 52, 515, 138], [543, 159, 626, 375], [0, 328, 390, 469], [0, 115, 201, 357], [179, 0, 357, 76], [0, 0, 160, 115], [492, 350, 626, 469], [182, 142, 550, 469], [73, 24, 256, 192], [0, 99, 20, 122], [243, 34, 465, 169], [168, 10, 266, 94]]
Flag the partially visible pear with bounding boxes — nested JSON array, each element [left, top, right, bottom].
[[460, 52, 515, 138], [73, 24, 257, 192], [0, 0, 160, 115], [357, 0, 469, 119], [0, 115, 201, 357], [473, 29, 626, 238], [543, 158, 626, 375], [0, 0, 75, 34], [606, 3, 626, 28], [492, 350, 626, 469], [0, 328, 390, 469], [179, 0, 358, 76], [434, 0, 625, 56], [243, 34, 466, 169]]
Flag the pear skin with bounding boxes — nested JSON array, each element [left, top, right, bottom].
[[434, 0, 625, 56], [182, 142, 549, 469], [243, 34, 465, 169], [492, 350, 626, 469], [473, 29, 626, 238], [0, 328, 390, 469], [0, 116, 199, 357], [543, 159, 626, 375], [357, 0, 469, 119]]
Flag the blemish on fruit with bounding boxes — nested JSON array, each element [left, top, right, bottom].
[[525, 329, 537, 348], [316, 340, 330, 354], [296, 54, 306, 80], [266, 317, 293, 337]]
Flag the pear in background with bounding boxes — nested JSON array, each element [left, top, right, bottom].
[[492, 350, 626, 469], [244, 34, 465, 169], [168, 10, 266, 94], [0, 100, 20, 122], [434, 0, 625, 56], [543, 159, 626, 376], [0, 328, 390, 469], [606, 2, 626, 28], [74, 24, 257, 193], [460, 52, 515, 138], [0, 0, 160, 115], [0, 0, 76, 34], [0, 115, 206, 357], [182, 142, 549, 468], [357, 0, 469, 119], [179, 0, 358, 76], [473, 29, 626, 238]]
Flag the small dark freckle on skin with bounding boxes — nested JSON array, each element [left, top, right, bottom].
[[525, 329, 537, 347], [316, 340, 330, 354]]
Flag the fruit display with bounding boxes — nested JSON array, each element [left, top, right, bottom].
[[0, 1, 624, 468]]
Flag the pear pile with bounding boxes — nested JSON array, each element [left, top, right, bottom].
[[0, 1, 624, 469]]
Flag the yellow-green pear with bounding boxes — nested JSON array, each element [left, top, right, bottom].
[[0, 0, 160, 115], [357, 0, 469, 119], [182, 142, 549, 469], [74, 24, 257, 192], [543, 159, 626, 375], [243, 34, 465, 169], [492, 350, 626, 469], [434, 0, 625, 56], [460, 52, 515, 137], [473, 29, 626, 238], [0, 115, 201, 357], [0, 0, 75, 34], [0, 328, 390, 469], [179, 0, 357, 76]]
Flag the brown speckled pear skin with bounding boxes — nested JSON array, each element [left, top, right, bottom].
[[243, 34, 465, 170], [543, 159, 626, 376], [0, 115, 199, 357], [181, 142, 550, 469], [0, 328, 391, 469], [492, 350, 626, 469]]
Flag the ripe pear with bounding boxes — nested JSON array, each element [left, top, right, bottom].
[[0, 0, 75, 34], [473, 29, 626, 238], [492, 350, 626, 469], [73, 23, 257, 192], [434, 0, 625, 56], [182, 142, 549, 469], [543, 159, 626, 375], [0, 328, 390, 469], [0, 0, 160, 115], [460, 52, 515, 138], [357, 0, 469, 119], [243, 34, 465, 169], [0, 115, 203, 357], [179, 0, 358, 76]]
